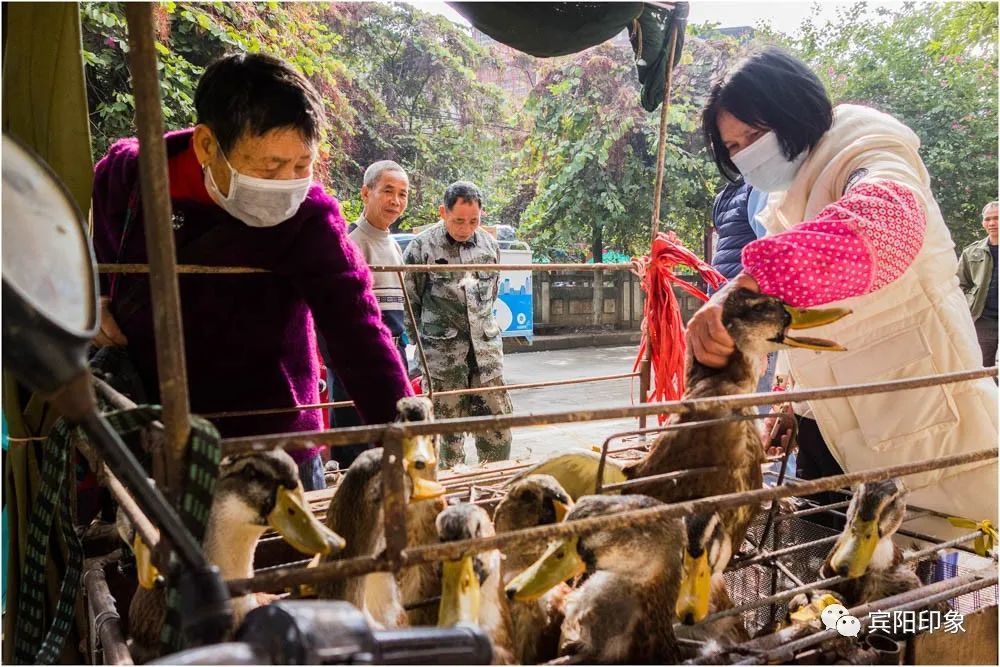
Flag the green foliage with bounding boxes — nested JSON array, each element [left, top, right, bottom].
[[504, 35, 736, 262], [783, 1, 998, 250], [81, 2, 356, 179], [320, 3, 508, 225], [79, 2, 998, 258], [80, 1, 506, 229]]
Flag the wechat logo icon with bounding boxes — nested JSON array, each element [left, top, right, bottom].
[[822, 604, 861, 638]]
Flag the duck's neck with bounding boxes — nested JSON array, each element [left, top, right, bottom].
[[685, 349, 762, 405], [480, 552, 515, 659], [202, 496, 268, 622], [203, 507, 267, 579], [869, 536, 900, 572]]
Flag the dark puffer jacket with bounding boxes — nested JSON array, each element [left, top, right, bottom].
[[711, 178, 756, 280]]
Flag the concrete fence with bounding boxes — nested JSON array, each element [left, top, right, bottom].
[[532, 269, 709, 333]]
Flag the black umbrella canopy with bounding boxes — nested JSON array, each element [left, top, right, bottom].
[[448, 1, 688, 111]]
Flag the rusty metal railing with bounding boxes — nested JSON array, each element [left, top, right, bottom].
[[219, 367, 997, 454]]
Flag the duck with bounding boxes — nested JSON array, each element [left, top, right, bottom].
[[517, 287, 850, 553], [675, 513, 750, 656], [395, 398, 449, 626], [318, 397, 447, 628], [784, 590, 848, 629], [821, 478, 923, 605], [726, 591, 861, 664], [436, 503, 516, 664], [506, 494, 684, 664], [128, 449, 344, 663], [493, 474, 573, 664]]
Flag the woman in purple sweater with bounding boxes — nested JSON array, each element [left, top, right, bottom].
[[90, 53, 411, 489]]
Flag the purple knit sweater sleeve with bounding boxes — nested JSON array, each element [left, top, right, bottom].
[[286, 188, 413, 426], [92, 138, 141, 294]]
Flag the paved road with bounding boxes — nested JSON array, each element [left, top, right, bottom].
[[445, 345, 646, 467]]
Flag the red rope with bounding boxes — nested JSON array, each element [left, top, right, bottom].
[[632, 232, 727, 423]]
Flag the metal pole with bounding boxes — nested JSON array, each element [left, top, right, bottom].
[[649, 20, 680, 239], [220, 366, 998, 453], [398, 270, 433, 397], [638, 353, 651, 428], [98, 262, 640, 274], [124, 4, 190, 496], [381, 427, 408, 568], [83, 553, 134, 665], [641, 14, 682, 427], [200, 371, 640, 419]]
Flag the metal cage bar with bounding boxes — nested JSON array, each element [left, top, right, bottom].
[[220, 367, 997, 454], [97, 262, 645, 274]]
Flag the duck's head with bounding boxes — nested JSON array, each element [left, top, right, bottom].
[[785, 590, 847, 626], [824, 478, 907, 579], [397, 396, 447, 501], [333, 443, 446, 520], [436, 503, 496, 626], [495, 474, 572, 532], [505, 494, 680, 602], [722, 288, 850, 357], [676, 513, 732, 625], [214, 450, 346, 556]]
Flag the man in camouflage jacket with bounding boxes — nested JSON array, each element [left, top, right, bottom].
[[402, 181, 512, 467]]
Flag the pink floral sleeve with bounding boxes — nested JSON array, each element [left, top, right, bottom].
[[741, 180, 926, 307]]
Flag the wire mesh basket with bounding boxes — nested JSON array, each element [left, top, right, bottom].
[[723, 509, 999, 638]]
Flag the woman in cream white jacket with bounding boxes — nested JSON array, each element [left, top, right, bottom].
[[688, 48, 997, 539]]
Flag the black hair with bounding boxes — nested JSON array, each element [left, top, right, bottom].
[[702, 47, 833, 182], [443, 181, 483, 210], [194, 52, 326, 154]]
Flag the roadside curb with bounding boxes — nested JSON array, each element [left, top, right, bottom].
[[503, 330, 642, 354]]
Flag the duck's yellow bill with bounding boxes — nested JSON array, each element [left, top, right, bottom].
[[789, 593, 843, 624], [781, 306, 851, 351], [676, 551, 712, 624], [403, 434, 438, 473], [403, 434, 446, 501], [506, 538, 585, 602], [553, 499, 571, 523], [409, 474, 447, 502], [784, 306, 852, 330], [828, 518, 879, 579], [438, 555, 481, 627], [268, 484, 346, 555], [133, 535, 159, 590]]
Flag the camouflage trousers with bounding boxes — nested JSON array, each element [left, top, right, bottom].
[[430, 370, 513, 468]]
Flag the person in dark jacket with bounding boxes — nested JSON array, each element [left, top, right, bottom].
[[90, 53, 412, 490], [710, 177, 759, 281], [710, 178, 776, 398]]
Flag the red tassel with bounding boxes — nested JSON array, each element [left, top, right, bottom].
[[632, 233, 727, 423]]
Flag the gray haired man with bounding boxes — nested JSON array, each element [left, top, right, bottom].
[[324, 161, 411, 465], [348, 160, 410, 359]]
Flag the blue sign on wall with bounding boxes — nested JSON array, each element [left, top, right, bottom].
[[496, 249, 533, 340]]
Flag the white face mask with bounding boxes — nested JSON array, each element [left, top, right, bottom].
[[204, 149, 312, 228], [730, 130, 808, 193]]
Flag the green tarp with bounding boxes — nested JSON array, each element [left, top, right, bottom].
[[448, 1, 688, 111]]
